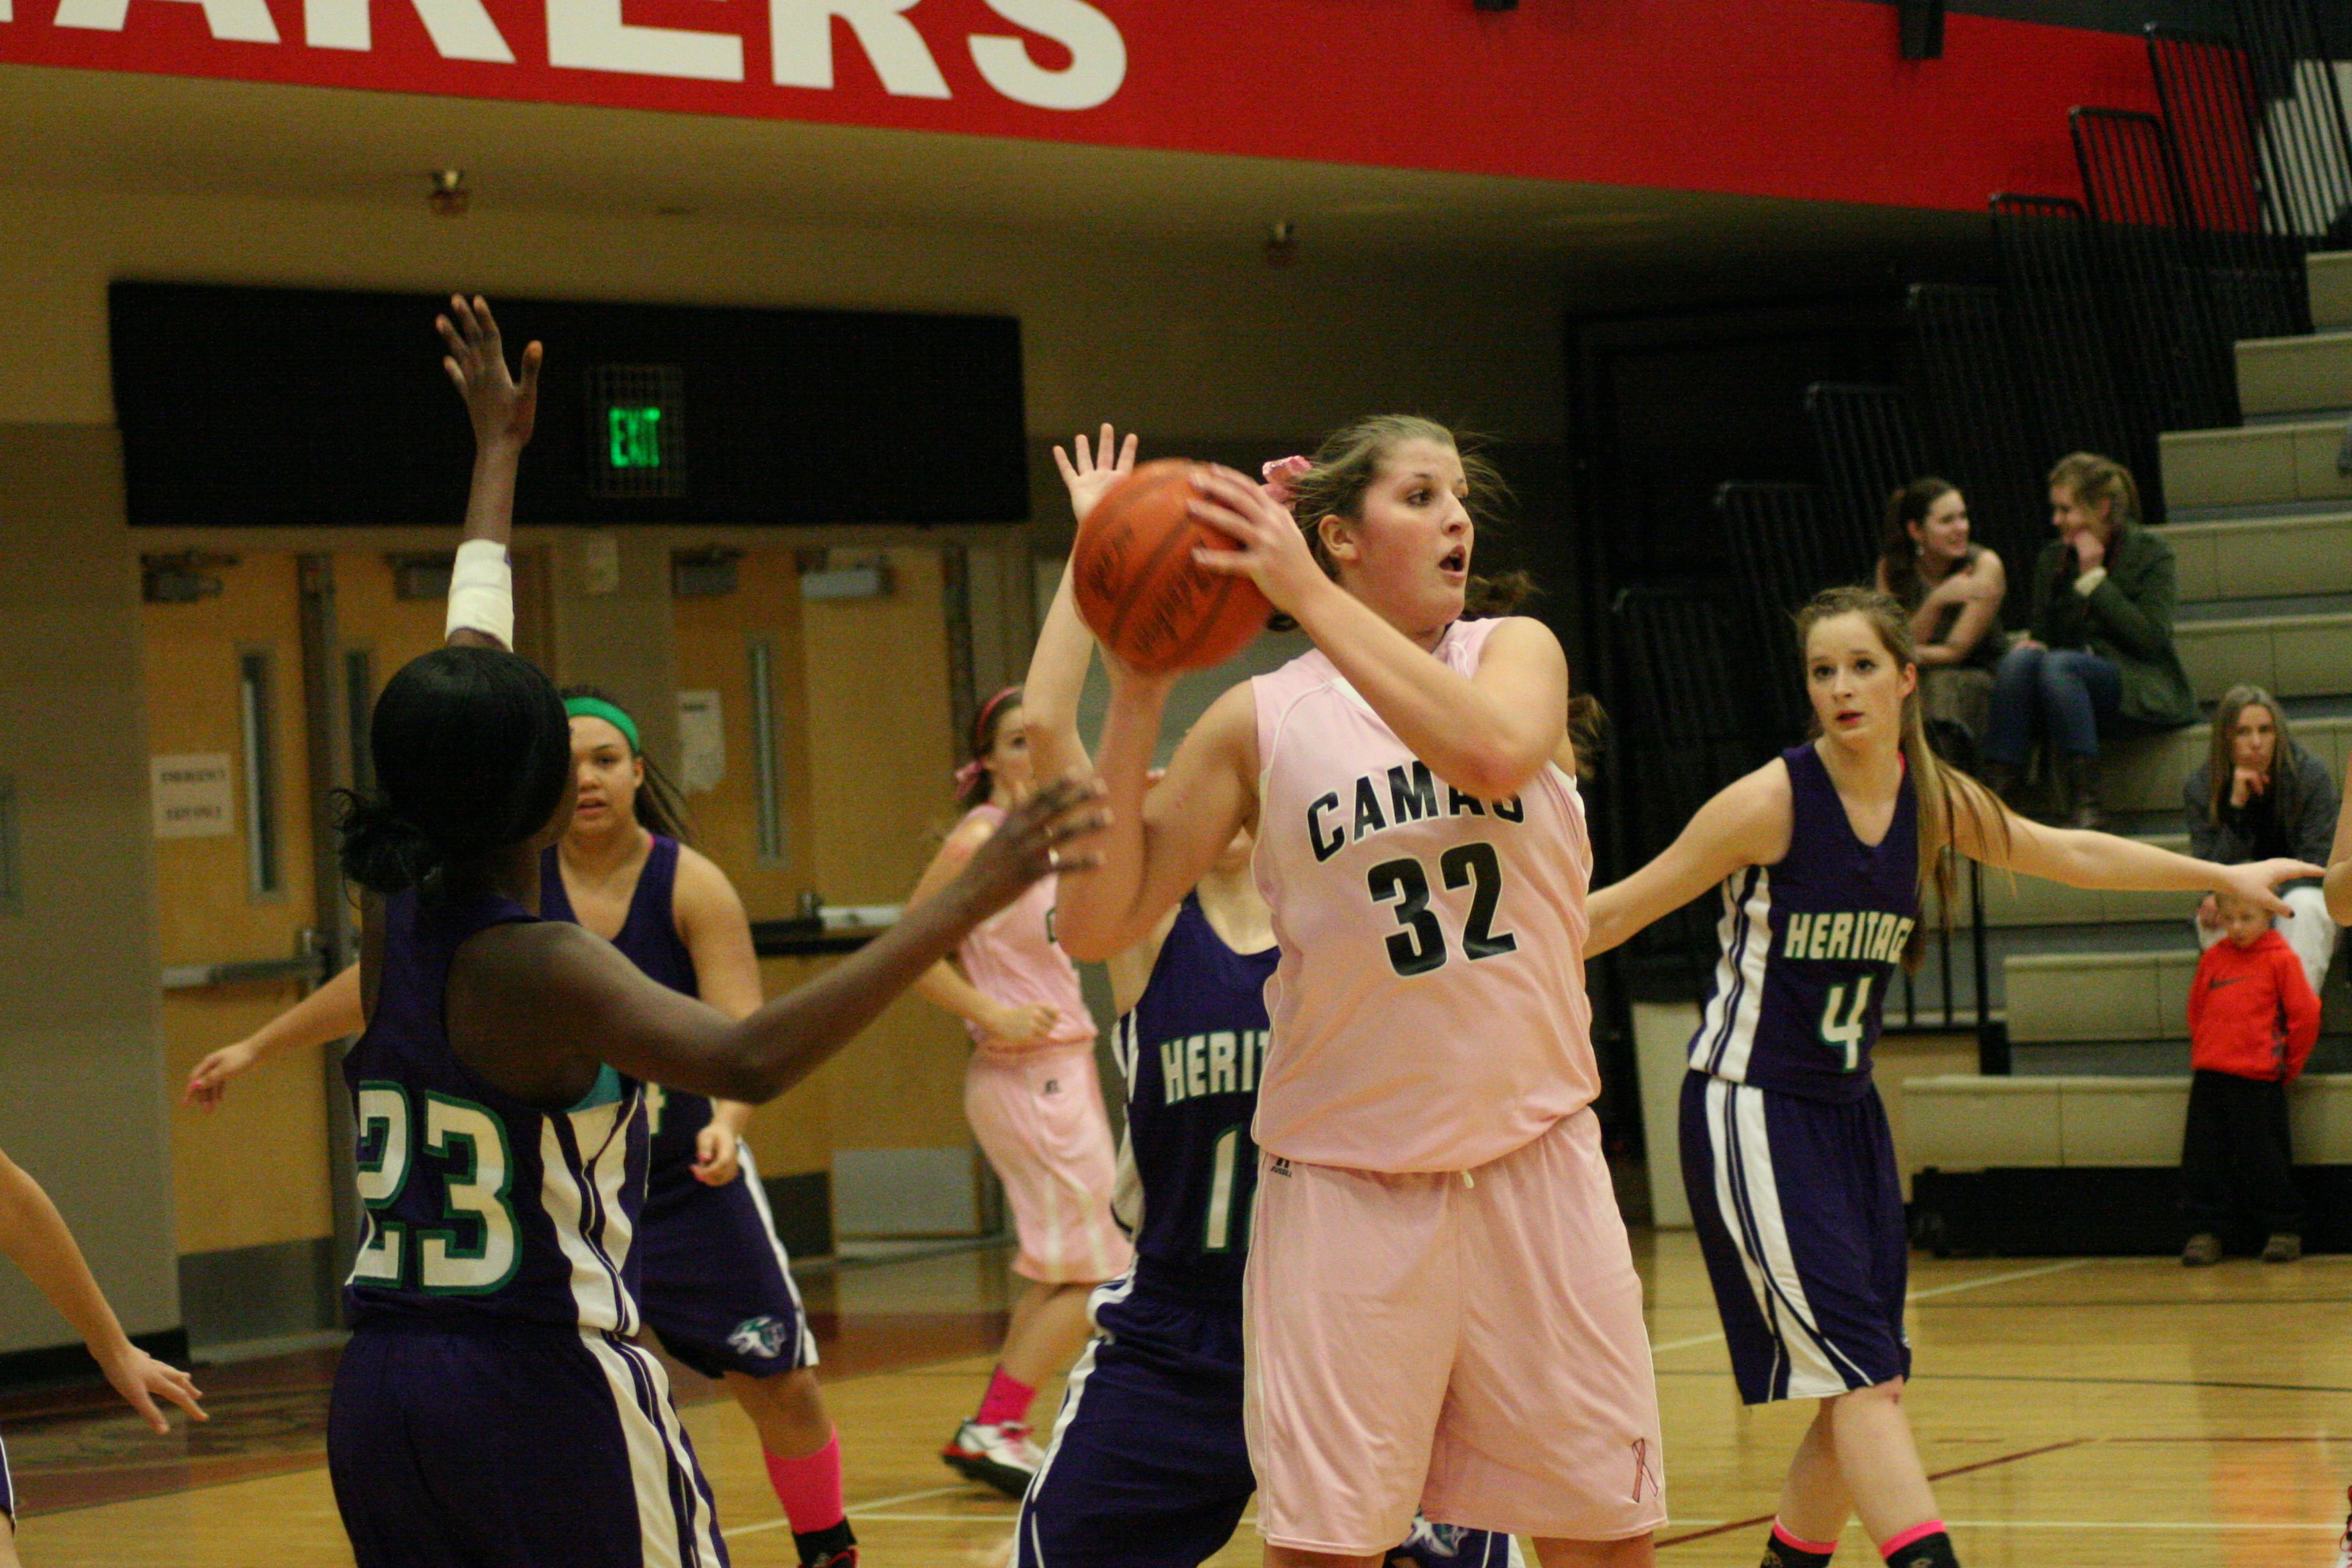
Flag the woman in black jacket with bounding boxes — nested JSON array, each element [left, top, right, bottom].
[[2184, 684, 2341, 997], [1981, 452, 2198, 828]]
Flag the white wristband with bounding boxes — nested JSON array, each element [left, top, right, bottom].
[[446, 539, 515, 648]]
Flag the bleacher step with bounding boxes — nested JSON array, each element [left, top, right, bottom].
[[2237, 330, 2352, 419], [2309, 250, 2352, 332], [2175, 609, 2352, 701], [2007, 946, 2352, 1044], [1904, 1073, 2352, 1171], [2160, 420, 2349, 511], [1962, 835, 2189, 928], [2163, 510, 2352, 601], [2102, 714, 2352, 812]]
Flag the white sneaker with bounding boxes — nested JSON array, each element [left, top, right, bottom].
[[941, 1419, 1043, 1498]]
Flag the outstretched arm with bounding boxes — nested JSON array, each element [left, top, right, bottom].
[[1955, 810, 2322, 914], [452, 779, 1106, 1107], [434, 295, 540, 651], [1586, 762, 1793, 957], [905, 818, 1061, 1050], [2330, 767, 2352, 927], [0, 1148, 205, 1434], [185, 963, 364, 1109]]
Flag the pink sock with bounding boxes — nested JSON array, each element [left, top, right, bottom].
[[975, 1366, 1036, 1428], [1773, 1519, 1841, 1555], [763, 1430, 846, 1534], [1878, 1520, 1945, 1559]]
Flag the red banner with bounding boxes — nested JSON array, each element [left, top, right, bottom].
[[0, 0, 2157, 211]]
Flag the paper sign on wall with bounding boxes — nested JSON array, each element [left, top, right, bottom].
[[152, 754, 234, 839], [677, 691, 725, 795]]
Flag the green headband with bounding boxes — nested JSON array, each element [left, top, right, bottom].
[[565, 696, 641, 754]]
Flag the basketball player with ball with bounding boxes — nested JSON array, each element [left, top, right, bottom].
[[1056, 415, 1663, 1568]]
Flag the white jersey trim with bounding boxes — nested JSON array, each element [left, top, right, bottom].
[[734, 1142, 818, 1369], [1692, 867, 1773, 1082], [540, 1094, 640, 1336], [578, 1328, 724, 1568]]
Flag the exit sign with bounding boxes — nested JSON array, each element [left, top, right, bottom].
[[587, 365, 685, 499], [608, 405, 664, 469]]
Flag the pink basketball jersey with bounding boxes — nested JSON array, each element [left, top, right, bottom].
[[1251, 617, 1598, 1173], [954, 804, 1097, 1052]]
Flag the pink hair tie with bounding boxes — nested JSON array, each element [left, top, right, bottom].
[[953, 758, 987, 793], [1261, 455, 1314, 506]]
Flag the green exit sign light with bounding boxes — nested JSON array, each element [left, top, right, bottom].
[[607, 405, 664, 469]]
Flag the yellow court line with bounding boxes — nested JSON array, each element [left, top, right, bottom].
[[1648, 1258, 2092, 1354]]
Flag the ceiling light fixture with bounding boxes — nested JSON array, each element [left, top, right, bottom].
[[428, 168, 470, 217]]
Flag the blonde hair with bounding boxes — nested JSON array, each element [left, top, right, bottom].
[[1794, 586, 2011, 942], [2047, 451, 2140, 531]]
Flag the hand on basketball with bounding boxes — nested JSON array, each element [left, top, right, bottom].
[[985, 1003, 1061, 1050], [1187, 464, 1326, 618], [2215, 858, 2329, 916], [436, 295, 542, 454], [952, 777, 1108, 918], [101, 1342, 205, 1434], [690, 1122, 743, 1187], [1053, 424, 1139, 526], [183, 1038, 261, 1110]]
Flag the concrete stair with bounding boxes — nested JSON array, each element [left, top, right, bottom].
[[2174, 606, 2352, 701], [2159, 420, 2349, 510], [2006, 944, 2352, 1043], [2236, 328, 2352, 418], [2164, 510, 2352, 599], [2309, 250, 2352, 332], [2098, 712, 2351, 813], [1906, 1073, 2352, 1169]]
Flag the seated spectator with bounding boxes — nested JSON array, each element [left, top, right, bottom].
[[1873, 477, 2006, 768], [2185, 685, 2340, 998], [1981, 452, 2198, 829], [2179, 892, 2319, 1267]]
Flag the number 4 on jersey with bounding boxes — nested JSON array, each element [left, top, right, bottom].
[[1818, 977, 1875, 1072]]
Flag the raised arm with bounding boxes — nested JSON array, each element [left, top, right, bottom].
[[452, 779, 1105, 1108], [1187, 466, 1565, 799], [1027, 425, 1137, 789], [434, 295, 540, 651], [1953, 808, 2322, 914], [1054, 673, 1254, 962], [1586, 761, 1794, 957], [0, 1147, 205, 1434], [185, 962, 364, 1109]]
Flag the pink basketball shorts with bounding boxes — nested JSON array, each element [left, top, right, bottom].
[[1242, 1108, 1665, 1553], [965, 1044, 1132, 1285]]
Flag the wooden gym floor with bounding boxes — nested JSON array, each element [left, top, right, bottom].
[[8, 1232, 2347, 1567]]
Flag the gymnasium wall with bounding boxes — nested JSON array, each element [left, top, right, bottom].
[[0, 160, 1569, 1355]]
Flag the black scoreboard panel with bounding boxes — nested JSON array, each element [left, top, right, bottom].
[[109, 283, 1029, 529]]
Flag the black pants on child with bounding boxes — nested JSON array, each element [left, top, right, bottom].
[[2181, 1069, 2302, 1236]]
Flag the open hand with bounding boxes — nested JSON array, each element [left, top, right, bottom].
[[1188, 464, 1327, 618], [952, 777, 1108, 918], [184, 1040, 260, 1111], [2217, 859, 2329, 916], [690, 1121, 742, 1187], [101, 1343, 205, 1435], [436, 295, 542, 454], [1054, 424, 1138, 527]]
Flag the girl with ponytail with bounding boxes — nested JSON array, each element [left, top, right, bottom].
[[1584, 585, 2321, 1568]]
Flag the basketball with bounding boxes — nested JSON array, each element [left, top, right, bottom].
[[1072, 459, 1273, 675]]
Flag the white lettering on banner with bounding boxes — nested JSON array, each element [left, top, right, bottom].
[[548, 0, 744, 81], [969, 0, 1122, 111], [55, 0, 281, 41], [769, 0, 947, 97], [306, 0, 516, 59]]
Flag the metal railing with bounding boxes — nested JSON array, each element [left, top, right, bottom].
[[1714, 481, 1853, 744], [1804, 384, 1926, 571], [2228, 0, 2352, 248], [1903, 284, 2050, 592]]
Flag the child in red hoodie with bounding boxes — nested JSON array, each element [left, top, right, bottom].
[[2181, 894, 2322, 1265]]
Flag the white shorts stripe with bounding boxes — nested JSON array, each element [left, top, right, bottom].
[[1704, 1079, 1871, 1399], [734, 1142, 817, 1368], [579, 1329, 725, 1568]]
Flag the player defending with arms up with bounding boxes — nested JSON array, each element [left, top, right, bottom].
[[1585, 585, 2320, 1568], [1056, 416, 1661, 1568]]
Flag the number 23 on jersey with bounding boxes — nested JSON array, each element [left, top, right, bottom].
[[352, 1083, 520, 1294]]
